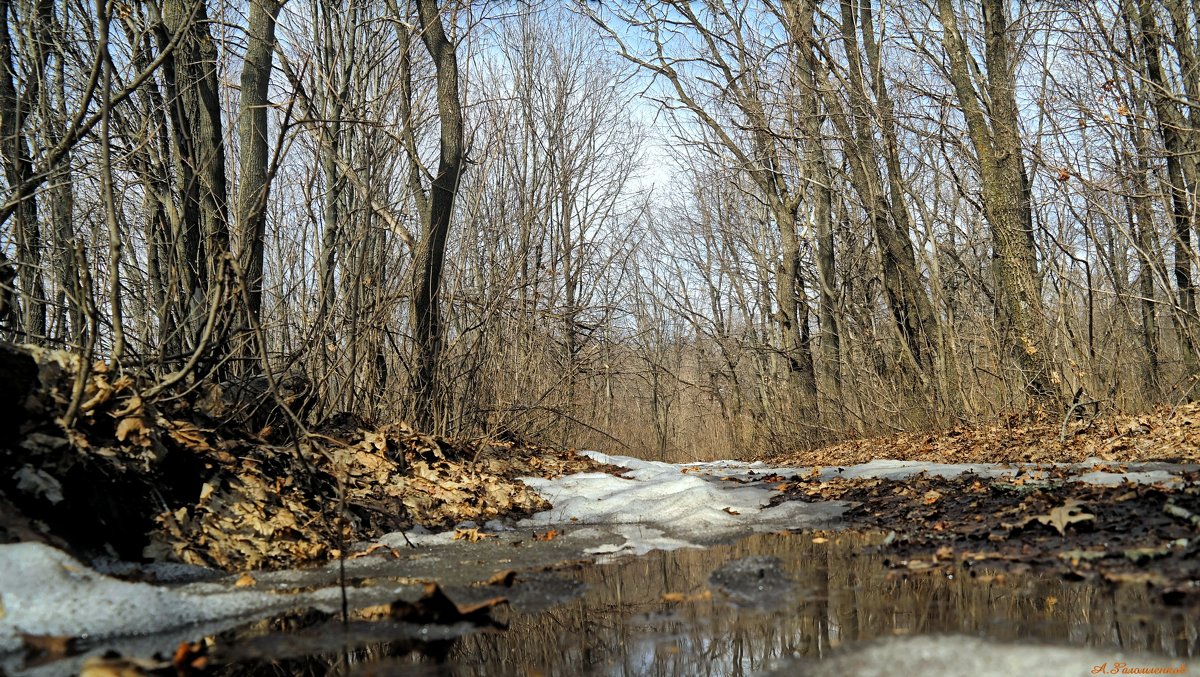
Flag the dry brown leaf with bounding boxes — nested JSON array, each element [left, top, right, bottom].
[[486, 570, 518, 587], [171, 640, 209, 674], [390, 582, 507, 627], [1034, 499, 1095, 536], [453, 527, 491, 542], [21, 633, 78, 665], [80, 655, 166, 677], [115, 416, 149, 444], [349, 543, 401, 560], [234, 573, 256, 588]]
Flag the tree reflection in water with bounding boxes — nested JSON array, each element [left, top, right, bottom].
[[210, 531, 1197, 675]]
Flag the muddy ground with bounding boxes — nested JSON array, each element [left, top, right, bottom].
[[761, 404, 1200, 608], [768, 468, 1200, 606]]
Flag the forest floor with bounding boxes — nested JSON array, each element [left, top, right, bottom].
[[764, 404, 1200, 607], [3, 343, 1200, 673], [1, 339, 1198, 603]]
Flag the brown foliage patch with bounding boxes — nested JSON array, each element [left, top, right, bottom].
[[0, 344, 605, 570], [770, 404, 1200, 467]]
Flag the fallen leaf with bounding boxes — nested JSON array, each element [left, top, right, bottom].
[[234, 573, 256, 588], [486, 570, 517, 587], [453, 527, 492, 542], [349, 543, 401, 560], [1034, 499, 1095, 536], [115, 416, 148, 444], [21, 633, 78, 666], [722, 507, 740, 515], [172, 640, 208, 674], [533, 530, 558, 541], [390, 582, 507, 628], [80, 654, 167, 677]]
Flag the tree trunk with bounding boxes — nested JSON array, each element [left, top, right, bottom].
[[938, 0, 1058, 404], [161, 0, 231, 352], [0, 0, 46, 340], [1134, 0, 1199, 370], [834, 0, 940, 388], [237, 0, 282, 329], [410, 0, 464, 432], [791, 0, 842, 404]]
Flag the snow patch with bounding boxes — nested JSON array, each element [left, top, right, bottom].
[[518, 451, 1193, 557], [518, 452, 847, 554], [0, 542, 287, 654]]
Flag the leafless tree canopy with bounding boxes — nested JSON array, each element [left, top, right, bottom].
[[3, 0, 1200, 458]]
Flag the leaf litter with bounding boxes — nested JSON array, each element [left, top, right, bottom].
[[769, 467, 1200, 605], [0, 344, 609, 571]]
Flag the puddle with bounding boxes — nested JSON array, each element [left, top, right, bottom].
[[36, 530, 1189, 676]]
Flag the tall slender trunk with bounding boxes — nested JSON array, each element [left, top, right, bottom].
[[0, 0, 46, 339], [790, 0, 841, 405], [1134, 0, 1199, 370], [160, 0, 231, 350], [410, 0, 465, 432], [237, 0, 282, 331], [834, 0, 939, 388]]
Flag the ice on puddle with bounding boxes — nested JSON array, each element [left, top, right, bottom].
[[0, 542, 284, 654], [584, 526, 701, 561]]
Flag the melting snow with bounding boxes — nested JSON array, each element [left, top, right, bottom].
[[515, 451, 1191, 556], [0, 543, 292, 654], [517, 451, 846, 552]]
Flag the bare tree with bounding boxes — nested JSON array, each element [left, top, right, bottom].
[[937, 0, 1059, 403]]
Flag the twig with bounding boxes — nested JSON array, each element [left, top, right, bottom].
[[1164, 501, 1200, 529], [143, 260, 229, 400], [1059, 387, 1101, 442], [63, 244, 98, 428]]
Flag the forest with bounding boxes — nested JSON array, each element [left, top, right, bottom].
[[0, 0, 1197, 460]]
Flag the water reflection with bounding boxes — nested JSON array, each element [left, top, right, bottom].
[[214, 531, 1198, 675]]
